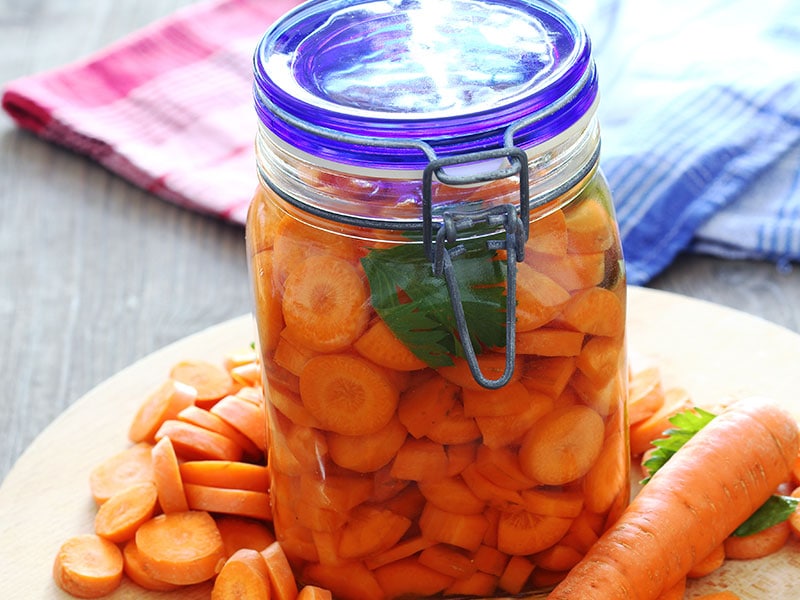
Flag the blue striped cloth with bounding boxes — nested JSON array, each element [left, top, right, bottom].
[[566, 0, 800, 284]]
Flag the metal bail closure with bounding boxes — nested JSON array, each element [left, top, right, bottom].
[[424, 148, 530, 390]]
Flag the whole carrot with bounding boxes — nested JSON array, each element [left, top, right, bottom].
[[548, 396, 798, 600]]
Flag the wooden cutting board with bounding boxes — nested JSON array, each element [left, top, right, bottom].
[[2, 286, 799, 599]]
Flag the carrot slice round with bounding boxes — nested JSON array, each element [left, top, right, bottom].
[[169, 359, 235, 407], [327, 414, 408, 473], [212, 548, 272, 600], [299, 354, 399, 435], [135, 510, 226, 585], [89, 442, 154, 505], [151, 436, 189, 514], [94, 481, 159, 544], [281, 254, 370, 353], [128, 379, 197, 444], [53, 534, 124, 598], [122, 539, 181, 592]]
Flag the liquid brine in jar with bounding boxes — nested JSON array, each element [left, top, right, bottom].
[[246, 1, 628, 597]]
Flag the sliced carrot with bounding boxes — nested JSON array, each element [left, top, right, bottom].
[[283, 422, 328, 473], [575, 335, 623, 385], [184, 483, 272, 521], [446, 442, 478, 476], [281, 254, 369, 353], [516, 327, 585, 357], [210, 393, 268, 451], [475, 444, 537, 490], [444, 571, 498, 597], [724, 520, 791, 560], [460, 463, 524, 509], [128, 379, 197, 444], [692, 593, 741, 600], [437, 352, 521, 392], [527, 250, 606, 292], [297, 584, 333, 600], [471, 544, 509, 576], [534, 543, 584, 572], [94, 481, 159, 544], [571, 369, 625, 417], [418, 503, 490, 552], [364, 536, 435, 570], [353, 318, 428, 371], [521, 488, 584, 519], [298, 472, 374, 516], [135, 510, 226, 585], [390, 437, 449, 482], [121, 538, 181, 592], [151, 436, 189, 513], [628, 386, 693, 456], [525, 207, 568, 255], [216, 515, 276, 557], [373, 556, 454, 598], [177, 404, 262, 460], [252, 249, 286, 353], [462, 380, 532, 417], [154, 419, 244, 462], [274, 331, 319, 376], [53, 534, 124, 598], [170, 359, 235, 408], [514, 262, 571, 331], [519, 405, 605, 485], [179, 461, 269, 492], [302, 561, 384, 600], [627, 364, 666, 425], [223, 348, 260, 374], [583, 430, 628, 514], [564, 196, 616, 253], [267, 383, 320, 428], [521, 356, 576, 397], [418, 475, 486, 515], [559, 510, 601, 553], [475, 392, 554, 448], [418, 543, 477, 579], [368, 464, 409, 504], [261, 541, 300, 600], [212, 547, 271, 600], [687, 543, 725, 578], [656, 576, 687, 600], [425, 399, 482, 445], [327, 414, 408, 473], [497, 508, 572, 556], [497, 555, 535, 595], [230, 361, 262, 388], [558, 286, 625, 338], [89, 442, 154, 505], [381, 482, 426, 520], [338, 505, 412, 560], [299, 354, 399, 435]]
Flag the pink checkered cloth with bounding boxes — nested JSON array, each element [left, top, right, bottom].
[[1, 0, 303, 224]]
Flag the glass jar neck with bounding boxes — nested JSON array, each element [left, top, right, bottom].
[[255, 97, 601, 233]]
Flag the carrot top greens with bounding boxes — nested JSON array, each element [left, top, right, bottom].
[[642, 407, 799, 537], [361, 238, 507, 368]]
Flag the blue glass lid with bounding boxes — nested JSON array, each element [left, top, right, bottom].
[[253, 0, 596, 170]]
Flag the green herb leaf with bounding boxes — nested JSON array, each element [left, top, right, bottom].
[[732, 495, 800, 537], [361, 237, 507, 368], [640, 407, 717, 484]]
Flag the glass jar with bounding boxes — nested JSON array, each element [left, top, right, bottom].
[[246, 0, 628, 597]]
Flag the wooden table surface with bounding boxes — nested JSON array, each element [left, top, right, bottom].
[[2, 0, 800, 488]]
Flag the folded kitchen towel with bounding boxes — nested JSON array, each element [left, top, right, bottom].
[[3, 0, 800, 284]]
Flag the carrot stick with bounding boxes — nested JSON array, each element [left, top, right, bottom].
[[548, 397, 800, 600], [170, 359, 235, 408], [261, 541, 300, 600], [135, 510, 226, 585], [212, 548, 271, 600], [128, 379, 197, 444], [216, 515, 276, 557], [89, 442, 154, 505], [299, 354, 399, 436], [94, 481, 159, 544], [179, 460, 270, 492], [184, 483, 272, 521], [121, 539, 181, 592], [53, 534, 124, 598], [151, 436, 189, 513]]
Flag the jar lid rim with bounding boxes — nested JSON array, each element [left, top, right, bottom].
[[253, 0, 597, 169]]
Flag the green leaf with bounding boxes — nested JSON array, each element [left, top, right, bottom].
[[640, 407, 717, 484], [732, 495, 800, 537], [360, 234, 507, 369]]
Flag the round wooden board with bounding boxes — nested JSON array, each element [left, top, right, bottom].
[[2, 287, 800, 599]]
